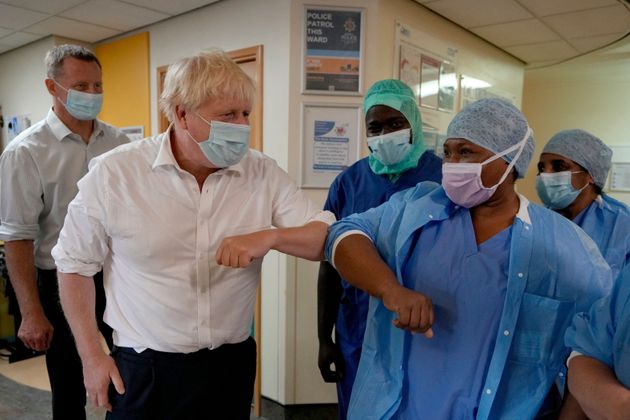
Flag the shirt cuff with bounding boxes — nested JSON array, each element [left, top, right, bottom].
[[0, 221, 39, 241], [330, 230, 371, 269], [308, 210, 336, 226], [566, 350, 584, 367]]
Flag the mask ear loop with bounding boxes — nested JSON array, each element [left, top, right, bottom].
[[482, 127, 532, 188]]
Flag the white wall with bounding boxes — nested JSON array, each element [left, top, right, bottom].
[[0, 37, 55, 150], [522, 38, 630, 205]]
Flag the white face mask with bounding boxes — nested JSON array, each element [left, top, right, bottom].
[[367, 128, 412, 166], [442, 127, 532, 208]]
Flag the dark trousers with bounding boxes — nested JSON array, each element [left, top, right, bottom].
[[38, 268, 113, 420], [107, 337, 256, 420]]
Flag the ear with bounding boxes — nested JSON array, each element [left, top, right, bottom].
[[174, 105, 188, 130], [44, 78, 56, 96]]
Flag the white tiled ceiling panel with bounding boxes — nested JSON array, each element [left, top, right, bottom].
[[60, 0, 169, 31], [416, 0, 630, 66], [0, 0, 220, 54]]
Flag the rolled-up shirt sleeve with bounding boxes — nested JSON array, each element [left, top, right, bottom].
[[52, 159, 110, 277], [0, 148, 44, 241]]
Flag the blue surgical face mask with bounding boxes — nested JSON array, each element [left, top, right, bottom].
[[367, 128, 412, 166], [54, 80, 103, 121], [187, 113, 250, 167], [536, 171, 587, 210]]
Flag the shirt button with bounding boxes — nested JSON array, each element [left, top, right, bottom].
[[503, 330, 510, 336], [525, 226, 530, 230], [399, 364, 403, 370], [518, 273, 524, 278], [558, 372, 564, 377], [485, 389, 492, 395], [428, 214, 433, 219]]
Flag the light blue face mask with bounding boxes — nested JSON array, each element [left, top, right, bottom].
[[54, 80, 103, 121], [188, 113, 250, 168], [367, 128, 412, 166], [536, 171, 587, 210]]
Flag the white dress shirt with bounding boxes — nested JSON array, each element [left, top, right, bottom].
[[52, 130, 335, 353], [0, 109, 129, 269]]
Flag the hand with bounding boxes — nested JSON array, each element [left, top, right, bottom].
[[381, 284, 434, 337], [82, 353, 125, 412], [215, 230, 276, 268], [17, 311, 54, 351], [318, 339, 345, 383]]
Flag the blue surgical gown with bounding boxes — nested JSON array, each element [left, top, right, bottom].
[[572, 194, 630, 280], [398, 209, 510, 419], [566, 263, 630, 388], [324, 151, 442, 418], [325, 183, 612, 420]]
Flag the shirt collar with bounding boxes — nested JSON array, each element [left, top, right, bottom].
[[516, 193, 532, 225], [152, 125, 246, 176], [46, 108, 105, 142]]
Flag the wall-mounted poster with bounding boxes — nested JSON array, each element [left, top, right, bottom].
[[301, 103, 361, 188], [303, 6, 364, 95], [399, 44, 421, 102], [438, 62, 456, 112], [420, 54, 440, 109]]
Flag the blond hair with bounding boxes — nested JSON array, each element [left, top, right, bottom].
[[159, 50, 255, 122]]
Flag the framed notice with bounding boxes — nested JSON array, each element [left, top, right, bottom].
[[610, 162, 630, 192], [301, 103, 361, 188], [303, 6, 364, 95]]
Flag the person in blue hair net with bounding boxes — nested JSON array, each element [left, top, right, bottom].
[[561, 263, 630, 418], [325, 98, 612, 419], [536, 129, 630, 280], [316, 79, 442, 419]]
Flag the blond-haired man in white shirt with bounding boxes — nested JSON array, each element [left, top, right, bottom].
[[52, 50, 334, 419]]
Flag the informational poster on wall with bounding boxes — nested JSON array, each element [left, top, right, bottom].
[[6, 114, 31, 143], [395, 22, 458, 154], [303, 6, 364, 94], [301, 104, 361, 188]]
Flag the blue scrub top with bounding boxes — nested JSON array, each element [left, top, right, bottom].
[[572, 194, 630, 280], [325, 184, 612, 420], [566, 263, 630, 387], [324, 151, 442, 419], [398, 209, 511, 419]]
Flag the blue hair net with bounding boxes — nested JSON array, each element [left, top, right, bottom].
[[542, 129, 612, 188], [363, 80, 425, 176], [446, 98, 535, 178]]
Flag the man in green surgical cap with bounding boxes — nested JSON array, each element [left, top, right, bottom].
[[316, 79, 443, 419]]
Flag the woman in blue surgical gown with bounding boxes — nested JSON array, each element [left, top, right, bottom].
[[324, 98, 612, 420], [536, 129, 630, 280]]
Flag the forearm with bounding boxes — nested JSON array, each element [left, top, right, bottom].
[[317, 261, 342, 342], [568, 355, 630, 420], [333, 234, 399, 298], [272, 221, 329, 261], [4, 240, 43, 316], [58, 272, 105, 361], [559, 390, 589, 420]]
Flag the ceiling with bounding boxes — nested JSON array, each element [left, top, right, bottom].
[[1, 0, 629, 66], [415, 0, 630, 66], [0, 0, 220, 54]]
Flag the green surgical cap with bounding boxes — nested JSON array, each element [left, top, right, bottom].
[[542, 129, 612, 188], [363, 79, 425, 176]]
